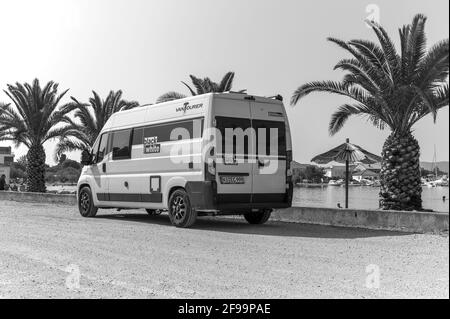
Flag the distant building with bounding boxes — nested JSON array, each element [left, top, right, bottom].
[[352, 163, 381, 181], [0, 146, 15, 183], [322, 161, 381, 180], [322, 161, 357, 179], [352, 169, 379, 181]]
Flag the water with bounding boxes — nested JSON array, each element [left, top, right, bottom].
[[293, 185, 449, 212], [45, 184, 450, 212]]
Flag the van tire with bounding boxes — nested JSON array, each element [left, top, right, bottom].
[[78, 186, 98, 218], [244, 210, 271, 225], [168, 189, 197, 228]]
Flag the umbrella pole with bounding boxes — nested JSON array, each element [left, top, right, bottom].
[[345, 159, 349, 208]]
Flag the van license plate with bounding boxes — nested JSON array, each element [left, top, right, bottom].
[[220, 176, 245, 184]]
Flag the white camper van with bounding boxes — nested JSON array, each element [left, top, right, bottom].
[[77, 93, 293, 228]]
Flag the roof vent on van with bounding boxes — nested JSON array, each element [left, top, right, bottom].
[[267, 95, 283, 102]]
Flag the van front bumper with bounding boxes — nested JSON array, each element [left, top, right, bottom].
[[185, 181, 293, 213]]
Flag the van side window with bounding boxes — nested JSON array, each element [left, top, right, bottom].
[[139, 118, 204, 145], [96, 132, 109, 163], [111, 129, 132, 160]]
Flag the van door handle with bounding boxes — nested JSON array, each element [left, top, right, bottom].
[[102, 163, 106, 173], [258, 159, 265, 168], [258, 158, 270, 168]]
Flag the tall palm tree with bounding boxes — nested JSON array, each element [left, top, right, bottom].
[[0, 79, 79, 192], [291, 14, 449, 211], [157, 71, 245, 103], [55, 90, 139, 156]]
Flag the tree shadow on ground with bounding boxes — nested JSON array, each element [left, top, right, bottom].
[[95, 211, 412, 239]]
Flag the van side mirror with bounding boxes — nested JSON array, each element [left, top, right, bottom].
[[81, 149, 93, 166]]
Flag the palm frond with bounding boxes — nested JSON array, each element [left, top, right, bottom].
[[329, 104, 366, 135], [181, 81, 197, 96], [218, 72, 235, 92], [328, 37, 393, 89], [366, 20, 401, 83], [405, 14, 428, 79], [414, 39, 449, 88], [334, 58, 380, 92], [156, 92, 187, 103], [291, 80, 370, 106], [189, 75, 206, 94]]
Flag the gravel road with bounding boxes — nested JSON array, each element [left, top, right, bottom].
[[0, 200, 448, 298]]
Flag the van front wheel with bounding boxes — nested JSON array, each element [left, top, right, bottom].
[[244, 210, 271, 225], [78, 187, 98, 218], [168, 189, 197, 228]]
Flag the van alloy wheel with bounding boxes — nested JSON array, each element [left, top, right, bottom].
[[80, 192, 90, 213], [168, 189, 197, 228], [78, 186, 98, 218], [172, 196, 186, 221]]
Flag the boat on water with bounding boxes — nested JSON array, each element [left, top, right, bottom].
[[371, 180, 381, 187], [328, 179, 343, 186], [359, 178, 375, 186], [423, 178, 449, 187], [422, 145, 449, 187]]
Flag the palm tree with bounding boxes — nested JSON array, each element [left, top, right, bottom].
[[291, 14, 449, 211], [157, 71, 245, 103], [0, 79, 79, 192], [55, 90, 139, 156]]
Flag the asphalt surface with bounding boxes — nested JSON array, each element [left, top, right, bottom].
[[0, 200, 448, 299]]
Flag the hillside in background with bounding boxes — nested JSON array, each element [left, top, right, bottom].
[[420, 161, 449, 174]]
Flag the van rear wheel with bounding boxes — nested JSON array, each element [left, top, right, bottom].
[[244, 210, 272, 225], [78, 186, 98, 218], [168, 189, 197, 228]]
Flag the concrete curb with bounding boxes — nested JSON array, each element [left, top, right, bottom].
[[1, 191, 448, 234], [0, 191, 77, 206], [272, 207, 449, 234]]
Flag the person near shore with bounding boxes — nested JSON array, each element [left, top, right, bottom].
[[0, 174, 6, 191]]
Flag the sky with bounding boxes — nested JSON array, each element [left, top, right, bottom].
[[0, 0, 448, 165]]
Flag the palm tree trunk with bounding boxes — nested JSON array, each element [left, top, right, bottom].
[[379, 132, 422, 211], [26, 144, 47, 193]]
